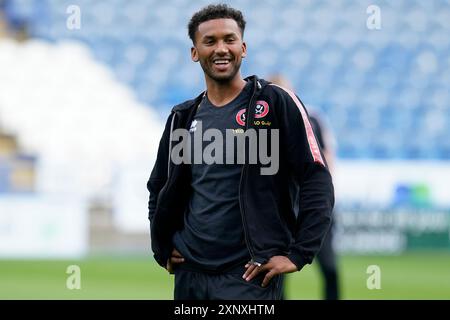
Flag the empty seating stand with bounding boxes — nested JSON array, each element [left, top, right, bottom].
[[3, 0, 449, 160]]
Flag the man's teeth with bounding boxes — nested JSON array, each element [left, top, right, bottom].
[[214, 60, 230, 64]]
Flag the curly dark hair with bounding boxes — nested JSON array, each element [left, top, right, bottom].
[[188, 4, 246, 44]]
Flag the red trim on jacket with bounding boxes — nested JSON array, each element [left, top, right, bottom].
[[270, 84, 325, 166]]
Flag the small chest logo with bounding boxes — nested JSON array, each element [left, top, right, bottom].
[[236, 109, 246, 126], [189, 119, 198, 132], [254, 100, 269, 118]]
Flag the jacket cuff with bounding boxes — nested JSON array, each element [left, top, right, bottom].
[[154, 247, 171, 269], [154, 253, 167, 268], [287, 250, 308, 272]]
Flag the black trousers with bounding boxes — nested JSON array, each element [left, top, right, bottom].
[[173, 263, 283, 300]]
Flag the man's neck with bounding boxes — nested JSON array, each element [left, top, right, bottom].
[[205, 75, 247, 107]]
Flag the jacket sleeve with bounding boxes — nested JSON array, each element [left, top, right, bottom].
[[273, 86, 335, 271], [147, 112, 173, 266]]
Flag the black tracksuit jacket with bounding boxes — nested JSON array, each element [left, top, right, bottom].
[[147, 75, 334, 271]]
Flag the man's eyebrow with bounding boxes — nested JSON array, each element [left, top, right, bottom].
[[202, 32, 238, 39]]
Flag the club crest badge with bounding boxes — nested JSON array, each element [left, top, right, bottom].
[[254, 100, 269, 119], [236, 109, 246, 126]]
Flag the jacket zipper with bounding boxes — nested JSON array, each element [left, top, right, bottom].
[[239, 79, 262, 266]]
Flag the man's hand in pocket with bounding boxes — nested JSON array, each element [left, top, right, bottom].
[[166, 249, 184, 274]]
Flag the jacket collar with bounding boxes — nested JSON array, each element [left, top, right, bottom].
[[171, 75, 265, 113]]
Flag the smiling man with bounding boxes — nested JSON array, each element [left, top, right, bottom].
[[147, 4, 335, 300]]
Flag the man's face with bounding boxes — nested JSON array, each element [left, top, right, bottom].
[[191, 18, 247, 83]]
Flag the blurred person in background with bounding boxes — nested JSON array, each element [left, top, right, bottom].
[[147, 4, 334, 300], [0, 0, 29, 41], [268, 74, 340, 300], [0, 2, 8, 39]]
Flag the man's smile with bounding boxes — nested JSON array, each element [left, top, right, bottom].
[[212, 57, 232, 70]]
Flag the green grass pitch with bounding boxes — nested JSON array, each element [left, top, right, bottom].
[[0, 252, 449, 299]]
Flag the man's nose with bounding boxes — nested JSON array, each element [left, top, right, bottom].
[[214, 40, 229, 54]]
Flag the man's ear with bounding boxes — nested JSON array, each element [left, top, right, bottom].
[[191, 46, 199, 62], [241, 41, 247, 58]]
